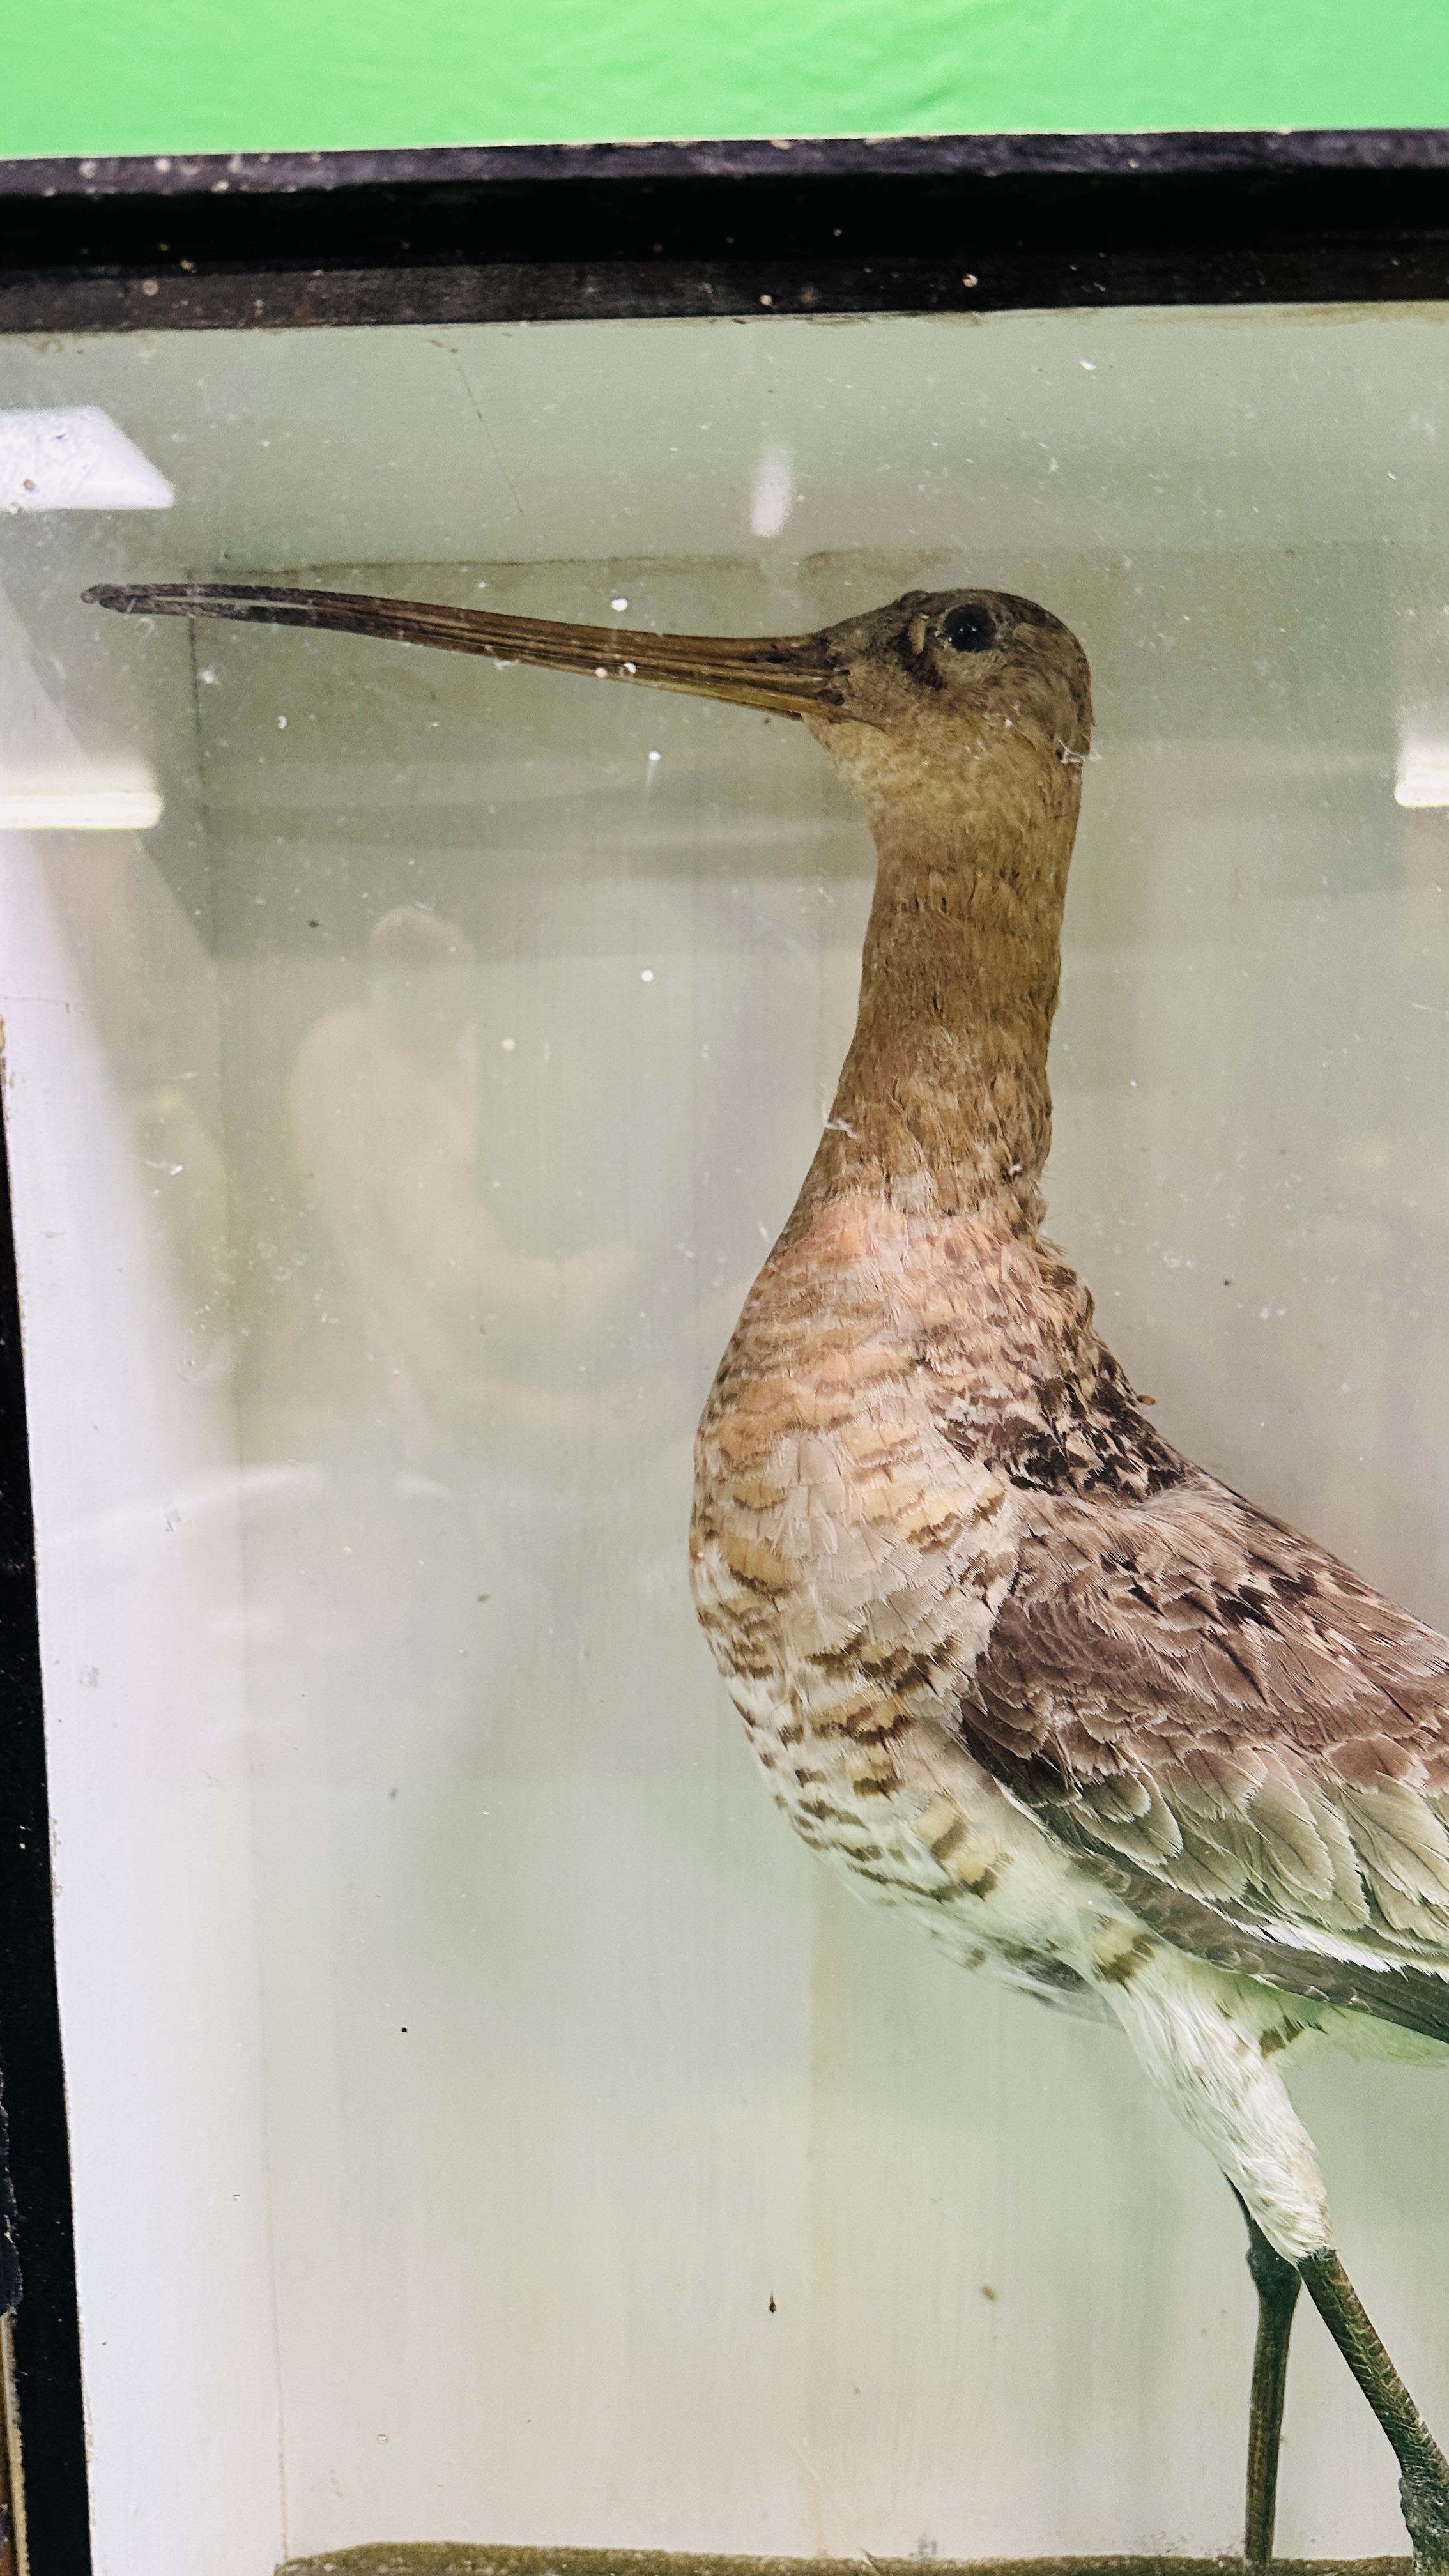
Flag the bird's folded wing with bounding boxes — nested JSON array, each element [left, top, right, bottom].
[[960, 1466, 1449, 2035]]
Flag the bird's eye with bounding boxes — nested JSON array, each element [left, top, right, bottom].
[[941, 603, 997, 655]]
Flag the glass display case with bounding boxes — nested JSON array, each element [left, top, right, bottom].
[[4, 132, 1449, 2576]]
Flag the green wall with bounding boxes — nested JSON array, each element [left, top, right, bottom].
[[3, 0, 1446, 162]]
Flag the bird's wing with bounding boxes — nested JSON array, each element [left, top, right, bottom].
[[960, 1461, 1449, 2039]]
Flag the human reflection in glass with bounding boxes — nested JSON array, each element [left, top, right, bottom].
[[291, 902, 634, 1473]]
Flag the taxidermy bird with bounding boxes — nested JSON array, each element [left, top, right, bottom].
[[88, 572, 1449, 2574]]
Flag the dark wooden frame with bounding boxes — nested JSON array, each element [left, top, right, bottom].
[[1, 128, 1449, 331], [0, 1107, 87, 2576], [1, 120, 1447, 2576]]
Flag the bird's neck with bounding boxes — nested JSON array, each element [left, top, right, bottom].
[[798, 788, 1076, 1234]]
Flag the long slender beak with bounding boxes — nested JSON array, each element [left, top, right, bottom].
[[82, 581, 845, 720]]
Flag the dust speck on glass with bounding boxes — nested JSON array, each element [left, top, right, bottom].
[[4, 306, 1449, 2576]]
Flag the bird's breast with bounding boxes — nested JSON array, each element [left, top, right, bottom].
[[689, 1190, 1100, 1671], [689, 1202, 1021, 1699], [686, 1192, 1177, 2009], [689, 1199, 1073, 1948]]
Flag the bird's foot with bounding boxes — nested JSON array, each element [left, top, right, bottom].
[[1400, 2462, 1449, 2576]]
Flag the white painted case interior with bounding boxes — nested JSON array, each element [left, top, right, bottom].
[[0, 307, 1447, 2574]]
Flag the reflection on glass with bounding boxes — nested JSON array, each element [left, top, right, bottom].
[[291, 901, 633, 1466]]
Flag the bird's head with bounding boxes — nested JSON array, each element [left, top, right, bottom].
[[795, 588, 1092, 838], [83, 577, 1092, 839]]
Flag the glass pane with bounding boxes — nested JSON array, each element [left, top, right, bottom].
[[2, 305, 1448, 2575]]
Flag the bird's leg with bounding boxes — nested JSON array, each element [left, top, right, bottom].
[[1232, 2186, 1301, 2564], [1299, 2248, 1449, 2576]]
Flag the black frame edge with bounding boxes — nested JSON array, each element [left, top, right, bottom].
[[0, 1073, 92, 2576], [1, 126, 1448, 329]]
